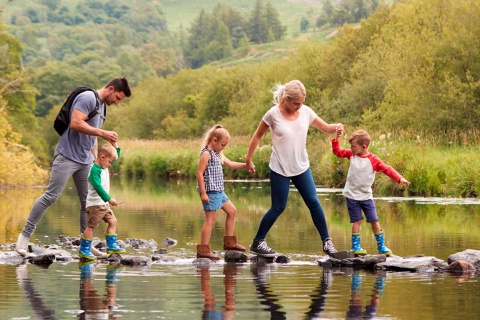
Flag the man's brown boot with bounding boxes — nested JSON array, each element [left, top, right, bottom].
[[196, 244, 220, 261], [223, 235, 246, 252]]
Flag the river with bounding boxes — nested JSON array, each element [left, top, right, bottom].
[[1, 177, 479, 319]]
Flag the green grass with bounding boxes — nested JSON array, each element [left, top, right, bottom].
[[116, 131, 480, 198]]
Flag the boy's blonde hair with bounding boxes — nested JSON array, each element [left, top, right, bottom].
[[348, 130, 371, 147], [201, 124, 230, 150], [98, 144, 118, 160]]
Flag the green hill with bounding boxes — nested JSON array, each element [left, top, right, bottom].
[[160, 0, 324, 37]]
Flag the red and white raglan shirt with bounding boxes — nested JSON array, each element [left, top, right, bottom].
[[331, 140, 404, 200]]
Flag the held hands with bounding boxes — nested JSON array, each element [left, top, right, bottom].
[[335, 124, 344, 140], [102, 130, 118, 145], [246, 160, 256, 174]]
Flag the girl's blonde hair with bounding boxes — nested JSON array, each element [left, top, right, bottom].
[[348, 130, 371, 147], [201, 124, 230, 150], [272, 80, 306, 105]]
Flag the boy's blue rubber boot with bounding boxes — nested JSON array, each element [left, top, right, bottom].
[[106, 234, 126, 254], [351, 233, 367, 255], [374, 231, 392, 256], [78, 237, 97, 261]]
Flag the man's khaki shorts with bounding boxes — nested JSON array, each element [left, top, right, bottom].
[[86, 205, 115, 229]]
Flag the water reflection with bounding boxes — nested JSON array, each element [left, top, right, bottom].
[[197, 264, 238, 319], [2, 178, 480, 319], [250, 265, 287, 319], [16, 262, 56, 320], [304, 268, 330, 319], [346, 270, 385, 319], [78, 262, 122, 319]]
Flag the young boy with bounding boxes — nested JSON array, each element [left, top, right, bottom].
[[332, 129, 410, 256], [79, 143, 125, 261]]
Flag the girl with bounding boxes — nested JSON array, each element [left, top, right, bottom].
[[196, 124, 247, 261]]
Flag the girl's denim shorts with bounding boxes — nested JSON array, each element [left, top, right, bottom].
[[201, 191, 229, 211]]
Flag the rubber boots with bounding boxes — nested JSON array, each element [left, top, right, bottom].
[[78, 237, 97, 261], [223, 235, 246, 252], [197, 244, 220, 261], [351, 233, 367, 255], [374, 231, 392, 256], [15, 233, 30, 256], [106, 234, 126, 254]]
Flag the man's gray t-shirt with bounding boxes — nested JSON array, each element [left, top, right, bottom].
[[55, 91, 105, 165]]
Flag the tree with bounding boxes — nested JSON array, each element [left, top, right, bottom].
[[263, 1, 286, 41], [300, 17, 310, 33], [184, 10, 233, 68], [248, 0, 268, 43]]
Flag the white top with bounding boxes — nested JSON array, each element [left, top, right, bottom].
[[332, 140, 403, 200], [262, 105, 317, 177], [86, 164, 111, 207]]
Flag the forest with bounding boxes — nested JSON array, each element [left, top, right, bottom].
[[1, 0, 480, 196]]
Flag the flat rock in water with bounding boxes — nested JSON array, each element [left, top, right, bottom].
[[447, 249, 480, 265], [376, 255, 448, 272], [446, 260, 475, 273], [120, 255, 152, 266], [330, 251, 355, 260], [0, 251, 25, 265], [30, 253, 56, 265], [317, 254, 386, 268], [193, 258, 214, 266], [225, 250, 248, 263]]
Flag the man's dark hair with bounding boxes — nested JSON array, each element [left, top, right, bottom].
[[105, 77, 131, 97]]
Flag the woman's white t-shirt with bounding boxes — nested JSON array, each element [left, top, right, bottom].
[[262, 104, 317, 177]]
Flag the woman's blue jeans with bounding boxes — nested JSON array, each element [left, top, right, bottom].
[[254, 168, 330, 241]]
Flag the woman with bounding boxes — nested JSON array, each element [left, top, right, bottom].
[[246, 80, 342, 257]]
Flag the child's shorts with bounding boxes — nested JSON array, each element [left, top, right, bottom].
[[346, 198, 379, 223], [201, 191, 229, 211], [86, 205, 115, 229]]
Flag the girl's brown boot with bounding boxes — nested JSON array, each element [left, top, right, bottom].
[[223, 235, 246, 252], [196, 244, 220, 261]]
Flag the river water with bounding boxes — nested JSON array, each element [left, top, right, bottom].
[[1, 177, 479, 319]]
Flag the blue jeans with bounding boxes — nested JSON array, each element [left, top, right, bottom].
[[254, 168, 330, 241]]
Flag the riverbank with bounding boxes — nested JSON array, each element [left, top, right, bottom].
[[114, 134, 480, 198]]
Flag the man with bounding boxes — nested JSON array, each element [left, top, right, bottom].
[[15, 77, 131, 257]]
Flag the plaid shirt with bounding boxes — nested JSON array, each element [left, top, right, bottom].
[[198, 146, 224, 192]]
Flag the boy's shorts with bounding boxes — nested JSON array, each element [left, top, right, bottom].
[[346, 198, 379, 223], [201, 191, 229, 211], [86, 205, 115, 229]]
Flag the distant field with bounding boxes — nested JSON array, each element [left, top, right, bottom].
[[160, 0, 324, 37]]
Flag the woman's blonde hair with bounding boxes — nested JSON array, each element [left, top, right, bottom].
[[272, 80, 306, 105], [200, 124, 230, 150]]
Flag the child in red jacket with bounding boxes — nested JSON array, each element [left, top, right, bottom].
[[332, 129, 410, 256]]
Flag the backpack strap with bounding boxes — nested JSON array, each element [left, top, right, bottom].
[[86, 90, 104, 122]]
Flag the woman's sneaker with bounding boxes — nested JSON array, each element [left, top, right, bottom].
[[323, 238, 337, 257], [250, 239, 277, 257]]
